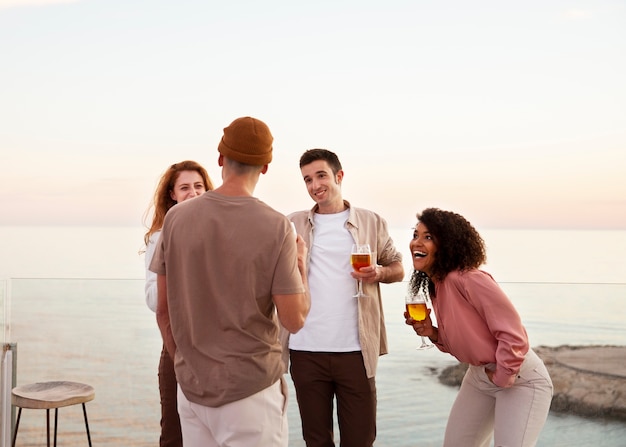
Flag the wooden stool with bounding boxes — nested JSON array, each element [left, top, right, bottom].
[[11, 381, 95, 447]]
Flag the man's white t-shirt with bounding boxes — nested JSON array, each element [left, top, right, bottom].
[[289, 210, 361, 352]]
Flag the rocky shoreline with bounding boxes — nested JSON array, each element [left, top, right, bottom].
[[438, 345, 626, 422]]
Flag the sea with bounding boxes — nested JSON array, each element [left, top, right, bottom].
[[1, 225, 625, 446]]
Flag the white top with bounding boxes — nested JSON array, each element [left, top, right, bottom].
[[144, 230, 160, 312], [289, 210, 361, 352]]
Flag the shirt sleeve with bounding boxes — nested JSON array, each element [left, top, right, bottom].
[[464, 271, 529, 388], [375, 215, 403, 266], [144, 231, 160, 312], [271, 219, 305, 296]]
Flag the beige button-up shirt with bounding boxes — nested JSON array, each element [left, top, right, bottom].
[[286, 200, 403, 378]]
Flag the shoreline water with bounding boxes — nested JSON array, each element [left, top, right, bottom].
[[1, 227, 626, 445], [3, 278, 626, 446]]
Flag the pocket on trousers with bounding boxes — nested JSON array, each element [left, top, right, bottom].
[[279, 376, 288, 415], [516, 364, 553, 389]]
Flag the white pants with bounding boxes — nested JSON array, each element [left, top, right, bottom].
[[443, 349, 553, 447], [177, 378, 289, 447]]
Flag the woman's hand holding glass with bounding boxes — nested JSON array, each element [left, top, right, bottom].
[[404, 295, 435, 350]]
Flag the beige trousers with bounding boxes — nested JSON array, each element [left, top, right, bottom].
[[177, 378, 289, 447], [443, 349, 553, 447]]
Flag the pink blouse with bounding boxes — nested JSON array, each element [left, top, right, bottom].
[[432, 269, 529, 388]]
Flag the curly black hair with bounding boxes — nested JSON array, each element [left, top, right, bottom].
[[415, 207, 486, 281]]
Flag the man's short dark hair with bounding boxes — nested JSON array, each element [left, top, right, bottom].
[[299, 149, 342, 175]]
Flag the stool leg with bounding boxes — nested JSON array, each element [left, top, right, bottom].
[[82, 403, 92, 447], [11, 407, 22, 447], [46, 408, 51, 447], [53, 408, 58, 447]]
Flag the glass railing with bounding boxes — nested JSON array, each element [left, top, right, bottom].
[[1, 279, 13, 447], [2, 278, 625, 446], [1, 279, 7, 344]]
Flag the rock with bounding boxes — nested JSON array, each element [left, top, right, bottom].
[[438, 362, 468, 387], [437, 345, 626, 422]]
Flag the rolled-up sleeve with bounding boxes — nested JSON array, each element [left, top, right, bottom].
[[432, 270, 529, 388], [144, 231, 161, 312]]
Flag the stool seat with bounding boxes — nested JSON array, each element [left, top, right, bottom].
[[12, 381, 95, 409], [11, 381, 94, 447]]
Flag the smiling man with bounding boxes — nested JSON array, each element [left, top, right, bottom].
[[286, 148, 404, 447]]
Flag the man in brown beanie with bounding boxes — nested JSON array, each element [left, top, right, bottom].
[[150, 116, 310, 447]]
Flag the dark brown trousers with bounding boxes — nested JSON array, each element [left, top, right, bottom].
[[289, 350, 377, 447], [158, 344, 182, 447]]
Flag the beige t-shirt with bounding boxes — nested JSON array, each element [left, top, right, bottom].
[[151, 191, 304, 407]]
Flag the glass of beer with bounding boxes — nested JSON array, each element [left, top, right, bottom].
[[350, 243, 371, 298], [405, 293, 433, 350]]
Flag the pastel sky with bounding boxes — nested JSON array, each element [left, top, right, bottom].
[[1, 0, 624, 230]]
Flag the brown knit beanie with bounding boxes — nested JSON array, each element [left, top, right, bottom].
[[217, 116, 273, 165]]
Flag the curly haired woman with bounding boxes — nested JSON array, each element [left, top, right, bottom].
[[405, 208, 553, 447]]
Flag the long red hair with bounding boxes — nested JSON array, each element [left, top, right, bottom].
[[143, 160, 214, 246]]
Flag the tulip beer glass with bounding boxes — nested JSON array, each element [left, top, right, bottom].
[[406, 293, 433, 350], [350, 243, 371, 298]]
